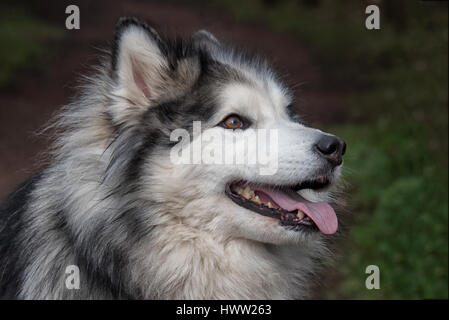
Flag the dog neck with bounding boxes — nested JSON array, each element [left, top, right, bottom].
[[127, 221, 319, 299]]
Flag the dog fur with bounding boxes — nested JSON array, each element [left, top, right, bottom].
[[0, 18, 344, 299]]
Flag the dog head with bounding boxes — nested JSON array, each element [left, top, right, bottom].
[[107, 18, 346, 245]]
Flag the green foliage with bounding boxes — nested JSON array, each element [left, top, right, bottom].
[[214, 0, 448, 299], [0, 7, 63, 86], [331, 123, 448, 299]]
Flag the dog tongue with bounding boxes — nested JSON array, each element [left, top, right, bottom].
[[255, 187, 338, 235]]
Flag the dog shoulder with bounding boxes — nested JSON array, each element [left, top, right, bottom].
[[0, 172, 43, 298]]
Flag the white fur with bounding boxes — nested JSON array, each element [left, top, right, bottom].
[[9, 22, 343, 299]]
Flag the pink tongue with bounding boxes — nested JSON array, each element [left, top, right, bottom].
[[255, 187, 338, 235]]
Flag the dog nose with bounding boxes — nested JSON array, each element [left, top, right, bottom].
[[314, 135, 346, 166]]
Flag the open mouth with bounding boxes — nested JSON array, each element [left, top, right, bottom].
[[225, 178, 338, 235]]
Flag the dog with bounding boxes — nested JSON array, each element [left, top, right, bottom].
[[0, 17, 346, 299]]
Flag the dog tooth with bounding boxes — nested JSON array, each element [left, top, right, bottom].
[[296, 210, 305, 220], [242, 186, 255, 200], [253, 195, 261, 204], [240, 187, 249, 198], [267, 202, 273, 209]]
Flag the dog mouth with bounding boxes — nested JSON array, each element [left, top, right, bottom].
[[225, 177, 338, 235]]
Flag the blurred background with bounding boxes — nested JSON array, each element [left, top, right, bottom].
[[0, 0, 447, 299]]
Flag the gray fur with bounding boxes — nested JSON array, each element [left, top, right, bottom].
[[0, 18, 343, 299]]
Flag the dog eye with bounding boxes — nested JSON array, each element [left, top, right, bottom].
[[221, 114, 243, 129]]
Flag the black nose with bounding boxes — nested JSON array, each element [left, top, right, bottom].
[[314, 135, 346, 166]]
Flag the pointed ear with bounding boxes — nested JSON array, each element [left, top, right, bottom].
[[112, 18, 168, 108], [192, 29, 220, 52]]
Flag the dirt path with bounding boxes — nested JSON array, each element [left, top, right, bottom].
[[0, 0, 344, 202]]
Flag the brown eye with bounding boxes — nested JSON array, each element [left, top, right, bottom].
[[222, 115, 243, 129]]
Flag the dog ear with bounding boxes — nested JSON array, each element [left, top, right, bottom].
[[192, 29, 220, 52], [112, 17, 168, 108]]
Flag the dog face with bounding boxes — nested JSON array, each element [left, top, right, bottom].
[[109, 19, 346, 245]]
